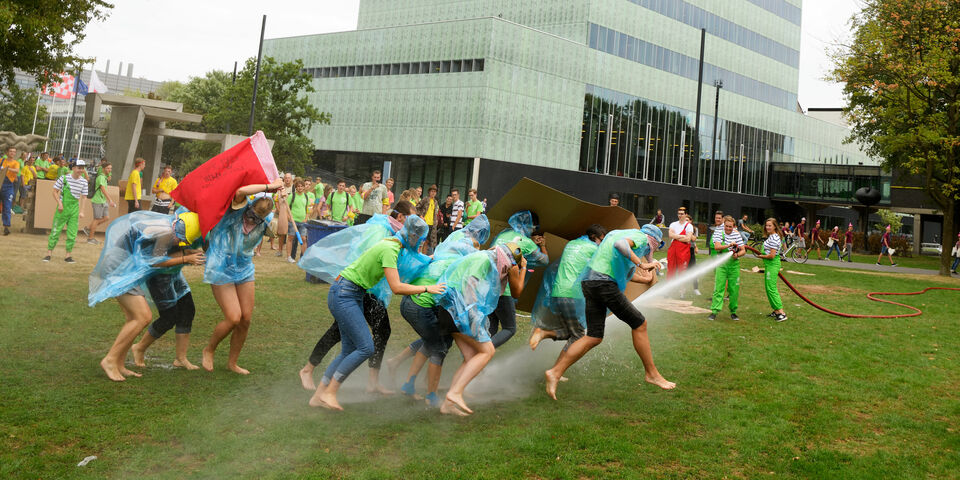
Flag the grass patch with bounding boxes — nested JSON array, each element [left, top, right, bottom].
[[2, 231, 959, 479]]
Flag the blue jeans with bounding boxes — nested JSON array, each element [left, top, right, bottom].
[[322, 278, 375, 384], [488, 295, 517, 348], [400, 296, 451, 366], [1, 181, 15, 227], [826, 242, 842, 259], [952, 257, 959, 272]]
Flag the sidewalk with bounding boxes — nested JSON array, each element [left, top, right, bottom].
[[794, 258, 945, 276]]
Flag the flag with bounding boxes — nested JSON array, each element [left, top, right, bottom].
[[89, 71, 108, 93], [170, 131, 280, 236], [76, 78, 88, 96], [42, 73, 75, 99]]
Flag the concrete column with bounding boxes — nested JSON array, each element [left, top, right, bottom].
[[140, 119, 165, 200], [105, 106, 145, 186]]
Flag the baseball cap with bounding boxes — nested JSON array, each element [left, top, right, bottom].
[[74, 159, 86, 167]]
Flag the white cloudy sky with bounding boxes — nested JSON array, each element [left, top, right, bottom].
[[75, 0, 859, 108]]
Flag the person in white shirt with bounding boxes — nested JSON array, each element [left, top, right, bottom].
[[709, 216, 746, 321]]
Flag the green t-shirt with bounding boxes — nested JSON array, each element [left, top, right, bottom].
[[59, 166, 70, 177], [340, 239, 401, 289], [492, 229, 539, 296], [91, 173, 108, 204], [307, 192, 316, 206], [313, 184, 325, 199], [552, 237, 599, 298], [350, 193, 363, 211], [464, 200, 483, 225], [588, 229, 648, 279], [34, 159, 50, 174], [327, 191, 349, 221], [410, 256, 459, 308], [289, 191, 309, 223]]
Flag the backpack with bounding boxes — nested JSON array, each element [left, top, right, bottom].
[[86, 171, 99, 199]]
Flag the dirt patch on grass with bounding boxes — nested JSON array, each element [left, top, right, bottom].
[[834, 269, 960, 285], [796, 284, 864, 296]]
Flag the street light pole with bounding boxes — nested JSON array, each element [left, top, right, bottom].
[[248, 15, 266, 136], [709, 79, 723, 192]]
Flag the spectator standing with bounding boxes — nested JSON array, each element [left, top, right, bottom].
[[840, 223, 855, 262], [124, 157, 145, 212], [304, 180, 317, 219], [416, 184, 441, 253], [83, 161, 117, 244], [438, 194, 454, 241], [950, 233, 959, 274], [34, 152, 51, 179], [608, 193, 619, 207], [359, 170, 388, 225], [347, 185, 363, 226], [737, 214, 754, 243], [707, 210, 723, 256], [287, 179, 311, 262], [1, 146, 20, 235], [384, 178, 395, 213], [808, 219, 822, 260], [653, 209, 665, 227], [151, 165, 178, 214], [876, 224, 897, 266], [43, 160, 88, 262], [464, 188, 484, 226], [18, 156, 37, 214], [315, 184, 333, 219], [327, 180, 349, 223], [825, 226, 842, 260], [313, 177, 326, 199], [666, 207, 694, 298], [795, 217, 807, 249], [448, 188, 464, 232], [413, 186, 423, 205], [274, 173, 294, 257]]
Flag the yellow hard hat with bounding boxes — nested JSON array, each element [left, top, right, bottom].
[[504, 241, 523, 265], [176, 212, 201, 246]]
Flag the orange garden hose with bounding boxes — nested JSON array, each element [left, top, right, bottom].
[[743, 245, 960, 319]]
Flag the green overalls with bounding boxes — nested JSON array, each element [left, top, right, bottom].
[[710, 231, 741, 314], [47, 180, 80, 253]]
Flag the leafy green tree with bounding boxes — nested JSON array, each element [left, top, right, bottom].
[[161, 58, 329, 175], [874, 209, 902, 234], [831, 0, 960, 275], [0, 82, 47, 135], [0, 0, 113, 87]]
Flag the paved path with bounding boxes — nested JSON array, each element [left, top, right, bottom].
[[787, 258, 947, 276]]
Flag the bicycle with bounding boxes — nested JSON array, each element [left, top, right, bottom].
[[780, 239, 808, 263]]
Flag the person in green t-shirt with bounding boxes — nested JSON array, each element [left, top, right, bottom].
[[327, 180, 349, 223], [287, 179, 311, 262], [83, 161, 117, 244], [33, 153, 51, 179], [488, 210, 549, 348], [529, 224, 607, 351], [308, 214, 444, 412], [347, 185, 363, 226], [463, 188, 484, 226], [545, 224, 676, 401]]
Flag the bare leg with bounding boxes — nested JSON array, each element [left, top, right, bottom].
[[529, 328, 556, 350], [299, 362, 317, 390], [203, 283, 242, 372], [310, 379, 344, 411], [173, 333, 199, 370], [426, 362, 443, 395], [407, 352, 429, 382], [631, 324, 676, 390], [131, 332, 156, 367], [386, 346, 415, 381], [544, 335, 602, 400], [101, 295, 152, 381], [367, 368, 394, 394], [444, 334, 494, 415], [226, 281, 256, 374]]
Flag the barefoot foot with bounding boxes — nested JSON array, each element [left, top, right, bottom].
[[440, 399, 470, 416], [444, 393, 473, 414], [119, 367, 142, 378], [366, 384, 395, 395], [201, 347, 214, 372], [644, 374, 677, 390], [131, 344, 146, 367], [100, 358, 126, 382], [299, 366, 317, 390], [311, 391, 343, 411], [545, 370, 560, 400], [559, 376, 569, 382], [174, 358, 200, 370], [227, 363, 250, 375]]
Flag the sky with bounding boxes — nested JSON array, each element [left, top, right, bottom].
[[74, 0, 860, 108]]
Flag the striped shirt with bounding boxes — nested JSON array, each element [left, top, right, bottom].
[[711, 228, 744, 250], [763, 233, 781, 254], [54, 174, 88, 200], [449, 200, 464, 229]]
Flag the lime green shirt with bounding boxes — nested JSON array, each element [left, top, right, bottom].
[[340, 239, 401, 289], [327, 191, 349, 221], [552, 237, 599, 298], [493, 229, 539, 296], [91, 173, 109, 204], [410, 257, 459, 308], [289, 191, 309, 223], [588, 230, 648, 279], [464, 200, 483, 225]]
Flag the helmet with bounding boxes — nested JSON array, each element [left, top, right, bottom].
[[175, 212, 201, 246]]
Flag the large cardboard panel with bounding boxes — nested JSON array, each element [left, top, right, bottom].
[[485, 178, 649, 311], [33, 179, 121, 231]]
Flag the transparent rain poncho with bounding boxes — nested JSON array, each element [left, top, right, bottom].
[[585, 229, 652, 290], [442, 214, 490, 250], [367, 215, 431, 305], [492, 211, 548, 268], [531, 236, 598, 330], [88, 211, 188, 307], [436, 245, 515, 342], [203, 201, 270, 285], [298, 214, 400, 283]]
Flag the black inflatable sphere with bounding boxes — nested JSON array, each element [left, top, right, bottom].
[[855, 186, 881, 206]]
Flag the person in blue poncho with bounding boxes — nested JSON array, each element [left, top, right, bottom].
[[309, 214, 444, 411], [89, 211, 204, 382], [430, 242, 526, 416], [544, 224, 676, 400], [298, 201, 426, 394], [488, 210, 549, 348], [200, 178, 285, 374], [529, 224, 607, 351]]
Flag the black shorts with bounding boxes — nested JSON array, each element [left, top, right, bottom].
[[582, 279, 645, 339]]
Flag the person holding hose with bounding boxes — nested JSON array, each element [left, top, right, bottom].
[[709, 215, 746, 321], [755, 218, 787, 322]]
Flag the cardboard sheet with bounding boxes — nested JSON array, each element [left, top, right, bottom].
[[33, 179, 121, 232]]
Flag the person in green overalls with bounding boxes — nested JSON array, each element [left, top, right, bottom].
[[709, 215, 746, 321], [43, 160, 89, 263], [755, 218, 788, 322]]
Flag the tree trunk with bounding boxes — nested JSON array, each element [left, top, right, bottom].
[[940, 200, 956, 276]]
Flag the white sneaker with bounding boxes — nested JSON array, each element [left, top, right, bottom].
[[287, 256, 296, 263], [693, 289, 702, 296]]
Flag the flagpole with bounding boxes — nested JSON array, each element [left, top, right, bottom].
[[63, 67, 83, 159], [44, 95, 57, 151], [31, 89, 42, 134], [76, 127, 85, 159]]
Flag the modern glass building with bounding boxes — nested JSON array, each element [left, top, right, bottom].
[[264, 0, 885, 223]]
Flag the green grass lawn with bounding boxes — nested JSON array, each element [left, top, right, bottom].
[[2, 232, 959, 479], [694, 238, 948, 271]]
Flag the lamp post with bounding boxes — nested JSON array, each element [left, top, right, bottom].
[[709, 79, 723, 192]]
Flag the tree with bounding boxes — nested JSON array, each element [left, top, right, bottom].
[[162, 58, 330, 175], [0, 0, 113, 87], [831, 0, 960, 275], [874, 209, 902, 233], [0, 82, 47, 135]]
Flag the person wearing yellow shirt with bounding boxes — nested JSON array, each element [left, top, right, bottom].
[[151, 165, 178, 214], [124, 157, 145, 212], [416, 184, 441, 254], [19, 157, 37, 214], [1, 146, 21, 235]]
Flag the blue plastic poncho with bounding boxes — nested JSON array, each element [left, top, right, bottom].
[[507, 210, 535, 237], [298, 214, 398, 283], [435, 214, 488, 258], [436, 245, 514, 342], [531, 236, 599, 330], [586, 229, 652, 291], [203, 200, 270, 285], [367, 215, 432, 305], [88, 211, 189, 307], [492, 211, 548, 268]]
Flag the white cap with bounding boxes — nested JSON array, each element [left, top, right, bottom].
[[74, 159, 86, 167]]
